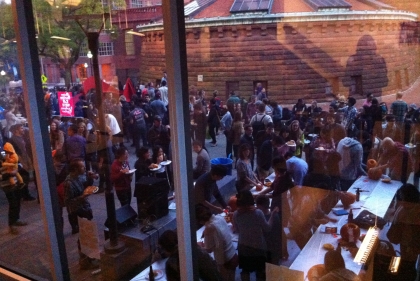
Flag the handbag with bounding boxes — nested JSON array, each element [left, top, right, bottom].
[[353, 209, 386, 229]]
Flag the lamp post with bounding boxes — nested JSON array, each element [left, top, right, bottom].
[[83, 63, 88, 79], [0, 70, 6, 92], [70, 13, 125, 254], [87, 50, 93, 77]]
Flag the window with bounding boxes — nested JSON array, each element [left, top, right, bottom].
[[131, 0, 143, 8], [395, 70, 402, 89], [225, 81, 239, 100], [78, 42, 88, 57], [350, 75, 363, 96], [78, 64, 87, 79], [125, 33, 135, 55], [253, 80, 268, 95], [98, 42, 114, 56]]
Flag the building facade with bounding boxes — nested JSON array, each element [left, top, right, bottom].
[[137, 0, 420, 103]]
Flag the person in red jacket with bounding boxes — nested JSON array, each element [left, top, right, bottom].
[[110, 147, 133, 207]]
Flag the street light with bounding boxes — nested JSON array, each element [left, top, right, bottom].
[[83, 63, 88, 79], [0, 70, 6, 91], [87, 50, 93, 76]]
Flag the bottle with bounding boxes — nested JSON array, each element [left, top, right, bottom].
[[149, 265, 155, 281], [348, 209, 353, 223]]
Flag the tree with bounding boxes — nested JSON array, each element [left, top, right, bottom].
[[0, 2, 18, 81], [35, 0, 124, 88], [0, 0, 125, 88]]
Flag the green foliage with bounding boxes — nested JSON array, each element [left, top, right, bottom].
[[0, 0, 125, 86], [0, 2, 14, 40]]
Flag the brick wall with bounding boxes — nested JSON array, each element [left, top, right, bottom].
[[139, 19, 420, 104]]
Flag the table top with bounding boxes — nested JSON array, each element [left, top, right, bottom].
[[289, 176, 401, 280]]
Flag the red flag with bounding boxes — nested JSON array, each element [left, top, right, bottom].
[[82, 76, 119, 94], [123, 78, 135, 102]]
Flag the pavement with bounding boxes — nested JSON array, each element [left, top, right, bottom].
[[0, 132, 234, 281], [0, 78, 419, 280]]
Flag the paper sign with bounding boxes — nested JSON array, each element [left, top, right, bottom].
[[78, 218, 101, 260], [57, 91, 74, 117]]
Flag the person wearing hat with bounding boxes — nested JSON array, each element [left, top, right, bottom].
[[150, 90, 167, 120]]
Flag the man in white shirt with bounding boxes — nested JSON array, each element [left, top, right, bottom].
[[105, 113, 121, 136], [105, 113, 123, 148], [196, 205, 237, 281], [159, 80, 169, 107]]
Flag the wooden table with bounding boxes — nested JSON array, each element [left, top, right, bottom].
[[289, 176, 401, 280]]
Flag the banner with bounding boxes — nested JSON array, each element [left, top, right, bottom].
[[57, 91, 74, 117]]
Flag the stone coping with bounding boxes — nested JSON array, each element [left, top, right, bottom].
[[136, 9, 417, 31]]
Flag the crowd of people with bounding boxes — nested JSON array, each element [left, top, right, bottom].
[[188, 86, 420, 280], [1, 79, 420, 279]]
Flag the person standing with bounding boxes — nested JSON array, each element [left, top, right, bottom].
[[233, 190, 278, 281], [159, 80, 169, 107], [110, 147, 133, 207], [387, 184, 420, 281], [150, 91, 167, 120], [339, 97, 358, 137], [134, 146, 152, 182], [9, 124, 35, 201], [391, 92, 408, 123], [49, 120, 64, 151], [231, 111, 244, 162], [256, 195, 283, 265], [192, 140, 211, 180], [240, 124, 255, 170], [129, 99, 149, 150], [236, 144, 262, 192], [337, 137, 366, 191], [148, 115, 171, 155], [220, 109, 233, 159], [207, 99, 221, 147], [191, 103, 207, 150], [196, 205, 238, 281], [62, 124, 87, 163], [255, 157, 294, 260], [194, 165, 228, 214], [0, 166, 27, 235], [63, 159, 98, 234]]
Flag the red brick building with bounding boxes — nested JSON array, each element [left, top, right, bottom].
[[136, 0, 420, 103]]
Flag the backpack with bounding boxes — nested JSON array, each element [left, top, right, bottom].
[[252, 114, 267, 139]]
